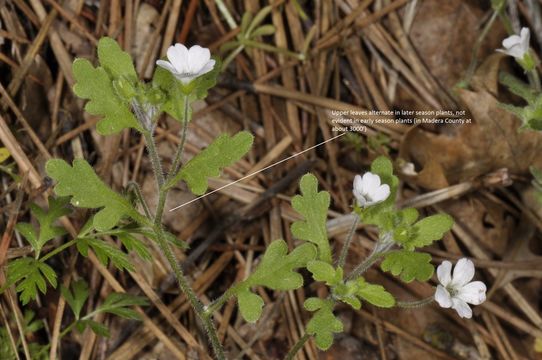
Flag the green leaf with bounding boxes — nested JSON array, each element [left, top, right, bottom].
[[237, 289, 264, 323], [234, 240, 316, 322], [355, 278, 395, 308], [23, 310, 44, 333], [87, 320, 111, 337], [73, 59, 141, 135], [95, 292, 148, 320], [291, 174, 332, 263], [16, 197, 70, 256], [332, 281, 361, 310], [381, 250, 434, 282], [307, 260, 342, 286], [168, 131, 254, 195], [97, 37, 137, 80], [245, 240, 316, 289], [250, 25, 276, 38], [6, 258, 57, 304], [304, 298, 343, 350], [404, 214, 453, 250], [118, 233, 152, 261], [46, 159, 146, 231], [77, 237, 134, 272], [61, 279, 89, 320]]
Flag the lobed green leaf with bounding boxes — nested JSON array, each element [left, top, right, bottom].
[[6, 258, 57, 305], [61, 279, 89, 320], [233, 239, 316, 322], [168, 131, 254, 195], [77, 237, 134, 272], [304, 298, 343, 350], [404, 214, 453, 250], [381, 250, 434, 282], [46, 159, 147, 231], [355, 278, 395, 308], [291, 174, 332, 263]]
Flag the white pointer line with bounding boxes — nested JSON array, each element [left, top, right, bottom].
[[169, 132, 346, 211]]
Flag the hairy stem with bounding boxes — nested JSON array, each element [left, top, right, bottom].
[[127, 181, 152, 219], [396, 296, 434, 308], [204, 283, 242, 317], [284, 333, 310, 360], [337, 215, 359, 268], [168, 95, 190, 179], [141, 105, 225, 359]]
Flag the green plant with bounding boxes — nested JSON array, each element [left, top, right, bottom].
[[2, 37, 485, 359]]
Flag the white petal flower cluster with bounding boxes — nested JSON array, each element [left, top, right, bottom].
[[352, 172, 390, 207], [156, 44, 216, 84], [434, 258, 486, 319], [497, 27, 530, 60]]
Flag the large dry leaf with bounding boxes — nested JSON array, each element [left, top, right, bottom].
[[401, 89, 542, 188]]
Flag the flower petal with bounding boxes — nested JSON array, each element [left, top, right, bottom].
[[371, 184, 390, 203], [457, 281, 486, 305], [520, 27, 530, 54], [436, 260, 452, 287], [361, 172, 381, 195], [502, 34, 521, 49], [168, 44, 189, 74], [196, 59, 216, 77], [353, 175, 363, 193], [451, 258, 475, 287], [451, 298, 472, 319], [188, 45, 211, 73], [156, 59, 178, 75], [434, 285, 452, 308]]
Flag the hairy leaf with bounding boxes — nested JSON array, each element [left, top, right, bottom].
[[168, 131, 254, 195], [237, 289, 264, 323], [307, 260, 342, 286], [304, 298, 343, 350], [46, 159, 147, 231], [355, 278, 395, 308], [403, 214, 453, 250], [381, 250, 434, 282], [77, 237, 134, 272], [234, 240, 316, 322], [291, 174, 332, 263], [61, 280, 89, 320], [6, 258, 57, 304], [72, 37, 141, 134]]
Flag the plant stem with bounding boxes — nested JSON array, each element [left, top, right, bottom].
[[141, 105, 226, 359], [153, 227, 226, 359], [204, 283, 241, 317], [40, 239, 77, 262], [284, 333, 310, 360], [529, 68, 542, 93], [337, 215, 359, 268], [168, 95, 190, 180], [396, 296, 434, 308], [127, 181, 152, 219], [143, 131, 165, 188]]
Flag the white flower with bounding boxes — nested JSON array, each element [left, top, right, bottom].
[[156, 44, 216, 84], [434, 258, 486, 319], [353, 172, 390, 207], [497, 27, 530, 59]]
